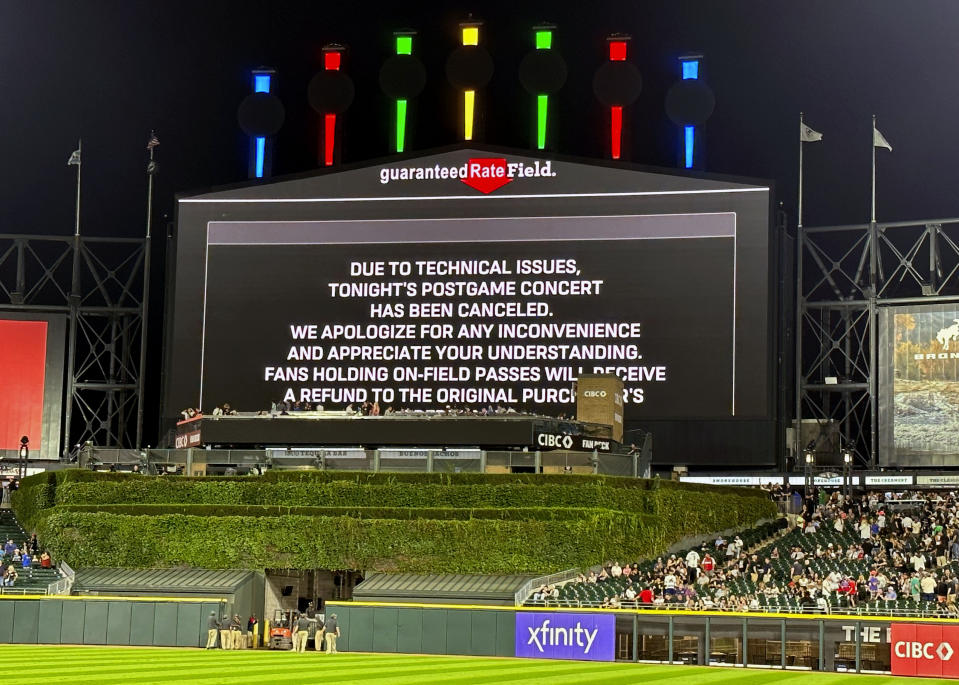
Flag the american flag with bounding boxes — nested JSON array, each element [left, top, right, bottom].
[[146, 133, 160, 150]]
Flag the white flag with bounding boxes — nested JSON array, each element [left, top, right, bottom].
[[800, 122, 823, 143], [873, 127, 892, 151], [67, 149, 81, 166]]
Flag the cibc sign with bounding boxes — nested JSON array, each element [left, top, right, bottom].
[[891, 624, 959, 678], [515, 612, 615, 662]]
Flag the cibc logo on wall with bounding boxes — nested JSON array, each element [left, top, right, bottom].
[[378, 157, 556, 194], [515, 612, 615, 662], [891, 624, 959, 678]]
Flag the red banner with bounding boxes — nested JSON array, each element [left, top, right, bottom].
[[891, 623, 959, 678], [0, 320, 47, 450]]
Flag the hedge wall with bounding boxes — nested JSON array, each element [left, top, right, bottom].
[[35, 510, 666, 573], [56, 504, 616, 521], [14, 470, 776, 573]]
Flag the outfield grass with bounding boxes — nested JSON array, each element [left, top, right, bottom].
[[0, 645, 952, 684]]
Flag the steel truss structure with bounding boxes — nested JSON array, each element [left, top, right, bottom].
[[0, 233, 150, 455], [797, 217, 959, 467]]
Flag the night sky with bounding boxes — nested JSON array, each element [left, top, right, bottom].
[[5, 0, 959, 238], [4, 1, 958, 442]]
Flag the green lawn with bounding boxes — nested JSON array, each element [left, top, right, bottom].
[[0, 646, 951, 684]]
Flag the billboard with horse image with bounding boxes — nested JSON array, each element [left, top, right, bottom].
[[880, 305, 959, 466]]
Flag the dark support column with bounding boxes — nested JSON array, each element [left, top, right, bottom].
[[632, 614, 638, 662], [667, 616, 673, 664], [855, 620, 861, 673], [704, 616, 710, 666], [818, 620, 824, 671], [781, 619, 787, 669], [742, 618, 748, 667]]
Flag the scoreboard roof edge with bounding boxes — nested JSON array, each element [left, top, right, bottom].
[[178, 145, 769, 204]]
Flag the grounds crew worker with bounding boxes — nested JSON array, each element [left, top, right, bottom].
[[314, 614, 325, 651], [206, 611, 219, 649], [231, 614, 243, 649], [294, 613, 310, 652], [219, 613, 232, 650], [324, 613, 340, 653]]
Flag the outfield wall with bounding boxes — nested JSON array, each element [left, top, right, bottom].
[[0, 596, 224, 647], [328, 602, 959, 677]]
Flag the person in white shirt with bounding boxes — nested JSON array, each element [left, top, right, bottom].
[[685, 549, 701, 582]]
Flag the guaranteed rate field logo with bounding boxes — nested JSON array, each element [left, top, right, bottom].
[[378, 157, 556, 194], [515, 612, 615, 662]]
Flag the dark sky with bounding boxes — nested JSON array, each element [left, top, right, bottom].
[[4, 0, 959, 239], [5, 1, 959, 443]]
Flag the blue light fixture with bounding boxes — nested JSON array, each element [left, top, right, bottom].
[[681, 60, 699, 80], [250, 67, 276, 179], [679, 55, 701, 168], [253, 73, 272, 93]]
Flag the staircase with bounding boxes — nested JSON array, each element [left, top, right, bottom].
[[0, 510, 65, 595]]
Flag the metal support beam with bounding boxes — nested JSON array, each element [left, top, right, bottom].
[[797, 216, 959, 468], [0, 232, 149, 455]]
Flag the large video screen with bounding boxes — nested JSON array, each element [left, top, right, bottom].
[[0, 314, 66, 461], [880, 304, 959, 466], [200, 214, 740, 420]]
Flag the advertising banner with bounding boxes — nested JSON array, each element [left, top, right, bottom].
[[891, 623, 959, 678], [514, 612, 615, 662]]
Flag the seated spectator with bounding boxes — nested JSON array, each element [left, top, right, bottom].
[[39, 552, 51, 569], [3, 565, 17, 586]]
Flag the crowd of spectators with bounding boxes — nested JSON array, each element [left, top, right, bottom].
[[531, 489, 959, 617], [188, 399, 573, 421], [1, 534, 53, 588]]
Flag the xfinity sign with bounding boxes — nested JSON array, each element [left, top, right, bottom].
[[515, 612, 615, 662], [891, 624, 959, 678]]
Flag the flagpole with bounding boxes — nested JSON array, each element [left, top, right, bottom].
[[870, 114, 877, 224], [73, 138, 82, 236], [136, 134, 157, 449], [798, 112, 805, 229]]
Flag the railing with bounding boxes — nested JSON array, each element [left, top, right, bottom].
[[514, 568, 587, 607], [86, 446, 642, 477], [0, 587, 44, 596], [47, 561, 74, 596], [520, 598, 954, 618]]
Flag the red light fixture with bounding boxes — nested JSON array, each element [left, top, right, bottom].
[[321, 45, 344, 166]]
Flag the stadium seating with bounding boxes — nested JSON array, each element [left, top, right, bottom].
[[0, 510, 60, 594]]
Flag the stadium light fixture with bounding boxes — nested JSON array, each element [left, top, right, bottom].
[[607, 36, 629, 160], [679, 54, 701, 169], [251, 68, 274, 179], [804, 451, 814, 465], [843, 451, 852, 464], [322, 45, 345, 167], [534, 25, 553, 150], [461, 20, 482, 140], [394, 31, 415, 153]]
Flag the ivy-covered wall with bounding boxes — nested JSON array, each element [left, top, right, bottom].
[[14, 470, 775, 573]]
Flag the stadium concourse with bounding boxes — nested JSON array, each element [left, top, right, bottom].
[[524, 489, 959, 618]]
